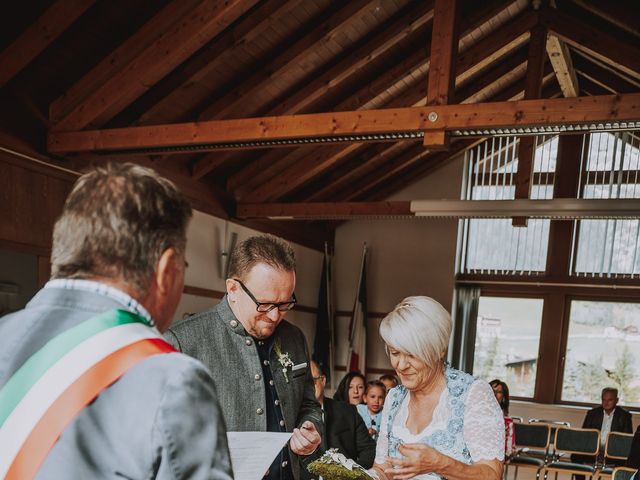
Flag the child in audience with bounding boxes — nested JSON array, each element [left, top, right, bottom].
[[490, 378, 516, 457], [356, 380, 386, 440]]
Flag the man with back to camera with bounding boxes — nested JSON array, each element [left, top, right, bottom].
[[166, 234, 322, 480], [573, 387, 633, 479], [0, 163, 232, 479]]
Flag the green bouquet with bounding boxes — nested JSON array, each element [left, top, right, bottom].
[[307, 449, 374, 480]]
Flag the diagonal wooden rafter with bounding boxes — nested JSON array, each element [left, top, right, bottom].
[[0, 0, 95, 88], [50, 0, 258, 132], [546, 33, 579, 98], [513, 20, 548, 226], [423, 0, 459, 149], [544, 8, 640, 82], [572, 52, 639, 94], [569, 0, 640, 38], [194, 0, 374, 123]]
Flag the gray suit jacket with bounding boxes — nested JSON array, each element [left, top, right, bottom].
[[166, 296, 322, 479], [0, 285, 233, 480]]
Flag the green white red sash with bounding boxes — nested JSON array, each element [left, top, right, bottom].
[[0, 309, 175, 479]]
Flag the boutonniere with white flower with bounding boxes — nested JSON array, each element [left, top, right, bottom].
[[274, 340, 294, 383]]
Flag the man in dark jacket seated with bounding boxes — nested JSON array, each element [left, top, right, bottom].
[[573, 387, 633, 480], [304, 361, 375, 479]]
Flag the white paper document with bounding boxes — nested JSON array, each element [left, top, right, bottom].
[[227, 431, 292, 480]]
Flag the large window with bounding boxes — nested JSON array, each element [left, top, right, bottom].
[[573, 132, 640, 277], [460, 136, 557, 274], [562, 300, 640, 407], [473, 296, 544, 397]]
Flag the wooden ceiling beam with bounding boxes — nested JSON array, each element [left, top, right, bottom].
[[385, 9, 535, 110], [424, 0, 459, 149], [236, 201, 413, 220], [545, 8, 640, 82], [546, 33, 579, 97], [109, 1, 304, 129], [50, 0, 258, 131], [48, 92, 640, 155], [0, 0, 95, 88], [195, 0, 373, 122]]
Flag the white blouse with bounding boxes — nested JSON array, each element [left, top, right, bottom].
[[373, 380, 504, 479]]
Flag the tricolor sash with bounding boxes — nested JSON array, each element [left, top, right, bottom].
[[0, 309, 175, 479]]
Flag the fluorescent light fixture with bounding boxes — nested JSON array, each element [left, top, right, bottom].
[[410, 199, 640, 219]]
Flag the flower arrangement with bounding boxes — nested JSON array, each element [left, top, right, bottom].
[[274, 340, 294, 382], [307, 449, 373, 480]]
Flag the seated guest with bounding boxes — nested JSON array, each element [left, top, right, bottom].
[[334, 371, 366, 405], [370, 296, 504, 480], [380, 374, 399, 392], [626, 425, 640, 470], [489, 379, 515, 457], [0, 164, 232, 479], [574, 387, 633, 480], [304, 361, 375, 480], [357, 380, 386, 440]]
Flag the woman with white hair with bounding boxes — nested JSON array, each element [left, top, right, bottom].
[[370, 296, 504, 480]]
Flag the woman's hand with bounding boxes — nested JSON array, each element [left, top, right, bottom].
[[385, 444, 444, 479]]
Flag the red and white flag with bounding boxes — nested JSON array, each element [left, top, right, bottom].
[[347, 245, 368, 375]]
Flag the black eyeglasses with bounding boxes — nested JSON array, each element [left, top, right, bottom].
[[233, 278, 297, 313]]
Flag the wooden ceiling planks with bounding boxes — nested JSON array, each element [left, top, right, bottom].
[[50, 0, 259, 131]]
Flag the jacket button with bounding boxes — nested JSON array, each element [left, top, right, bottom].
[[230, 320, 238, 328], [257, 408, 264, 415], [255, 374, 261, 381], [269, 380, 274, 386], [245, 339, 252, 346], [281, 461, 288, 468], [279, 420, 285, 427], [263, 360, 269, 366], [274, 400, 279, 406]]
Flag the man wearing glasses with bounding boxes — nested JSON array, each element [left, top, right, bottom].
[[166, 234, 322, 480]]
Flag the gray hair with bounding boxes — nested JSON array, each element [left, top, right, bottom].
[[227, 234, 295, 280], [602, 387, 619, 397], [51, 163, 192, 294], [379, 296, 452, 367]]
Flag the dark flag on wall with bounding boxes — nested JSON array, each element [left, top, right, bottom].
[[347, 244, 368, 375], [313, 243, 334, 387]]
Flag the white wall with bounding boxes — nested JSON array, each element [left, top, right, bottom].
[[175, 210, 324, 351], [333, 154, 466, 378]]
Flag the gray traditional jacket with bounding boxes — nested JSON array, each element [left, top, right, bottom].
[[0, 284, 233, 480], [166, 296, 322, 479]]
